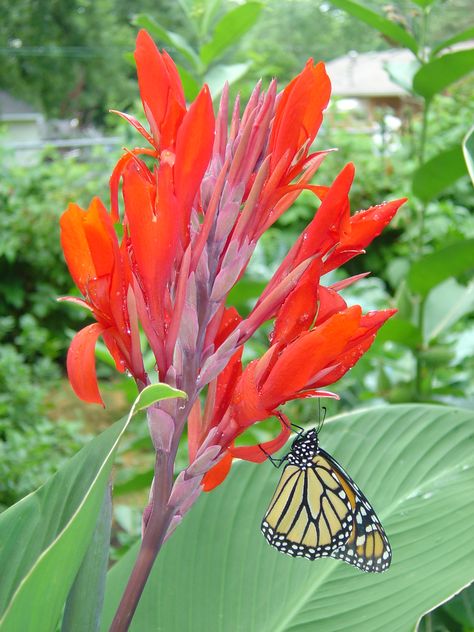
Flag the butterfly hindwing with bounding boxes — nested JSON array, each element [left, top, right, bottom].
[[261, 429, 391, 573], [318, 448, 392, 572]]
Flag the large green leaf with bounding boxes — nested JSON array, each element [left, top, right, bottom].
[[200, 2, 262, 66], [0, 384, 185, 632], [102, 405, 474, 632], [329, 0, 418, 54], [408, 239, 474, 297], [61, 486, 113, 632], [423, 279, 474, 342], [412, 146, 467, 202], [463, 125, 474, 186], [413, 49, 474, 100]]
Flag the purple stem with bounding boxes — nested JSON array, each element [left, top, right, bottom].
[[108, 448, 175, 631]]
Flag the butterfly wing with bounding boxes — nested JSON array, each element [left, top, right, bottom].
[[261, 460, 354, 560], [318, 448, 392, 573]]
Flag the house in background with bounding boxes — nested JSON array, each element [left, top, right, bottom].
[[0, 90, 44, 163], [325, 48, 418, 120]]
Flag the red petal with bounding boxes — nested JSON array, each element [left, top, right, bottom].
[[174, 85, 215, 234], [211, 347, 243, 428], [230, 417, 291, 463], [202, 450, 234, 492], [110, 110, 155, 147], [60, 203, 96, 295], [261, 306, 362, 406], [272, 259, 321, 346], [314, 309, 397, 387], [315, 286, 347, 325], [67, 323, 107, 405], [134, 30, 186, 147], [324, 198, 406, 271], [270, 60, 331, 171], [214, 306, 242, 349], [231, 360, 272, 427]]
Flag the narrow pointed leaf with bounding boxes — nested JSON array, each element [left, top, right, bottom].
[[61, 486, 113, 632], [432, 27, 474, 57], [329, 0, 418, 54], [102, 405, 474, 632], [463, 125, 474, 185], [200, 2, 262, 66], [413, 49, 474, 99]]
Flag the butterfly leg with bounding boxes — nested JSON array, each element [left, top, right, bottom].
[[258, 444, 288, 469]]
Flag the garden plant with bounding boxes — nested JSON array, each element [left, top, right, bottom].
[[0, 1, 473, 631]]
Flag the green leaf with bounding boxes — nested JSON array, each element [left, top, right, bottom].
[[0, 383, 184, 632], [133, 14, 202, 72], [385, 59, 420, 93], [443, 583, 474, 627], [200, 0, 222, 39], [114, 470, 154, 497], [176, 64, 200, 101], [410, 0, 437, 7], [200, 2, 262, 66], [408, 239, 474, 296], [423, 279, 474, 342], [413, 49, 474, 100], [61, 486, 113, 632], [375, 317, 421, 349], [134, 383, 186, 413], [463, 125, 474, 186], [432, 27, 474, 57], [0, 418, 128, 632], [412, 146, 467, 202], [102, 405, 474, 632], [329, 0, 418, 54], [204, 62, 251, 98]]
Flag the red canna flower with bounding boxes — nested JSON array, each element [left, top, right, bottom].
[[60, 31, 406, 587]]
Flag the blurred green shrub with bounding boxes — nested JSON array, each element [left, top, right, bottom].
[[0, 146, 115, 361], [0, 343, 84, 509]]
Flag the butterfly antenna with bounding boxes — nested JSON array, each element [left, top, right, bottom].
[[277, 411, 304, 437], [316, 401, 327, 435]]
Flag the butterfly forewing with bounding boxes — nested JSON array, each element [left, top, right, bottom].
[[261, 430, 391, 572]]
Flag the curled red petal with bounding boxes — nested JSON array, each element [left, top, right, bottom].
[[67, 323, 107, 405], [230, 417, 291, 463], [202, 450, 234, 492]]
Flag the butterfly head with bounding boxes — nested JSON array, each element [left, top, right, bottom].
[[288, 427, 320, 466]]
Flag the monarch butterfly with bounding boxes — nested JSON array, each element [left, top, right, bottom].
[[261, 425, 391, 573]]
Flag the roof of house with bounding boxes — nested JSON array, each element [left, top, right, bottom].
[[326, 41, 474, 99], [325, 49, 413, 98], [0, 90, 42, 121]]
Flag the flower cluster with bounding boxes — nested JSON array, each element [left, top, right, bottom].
[[60, 31, 405, 518]]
